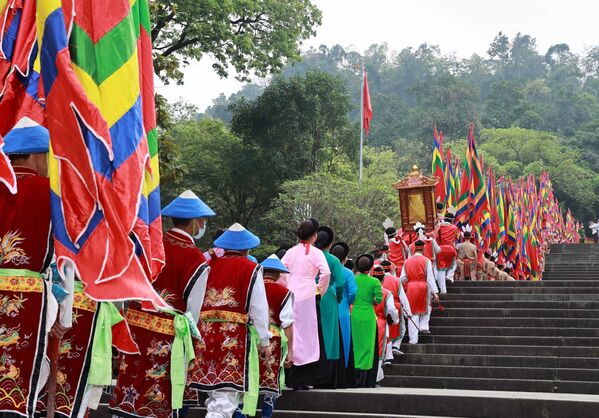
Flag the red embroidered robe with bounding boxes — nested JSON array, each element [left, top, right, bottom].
[[260, 278, 291, 394], [110, 229, 207, 418], [0, 166, 51, 416], [189, 254, 260, 392]]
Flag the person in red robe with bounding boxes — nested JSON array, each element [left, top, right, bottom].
[[434, 212, 459, 293], [189, 223, 270, 418], [385, 227, 410, 274], [400, 241, 439, 344], [408, 222, 440, 264], [372, 266, 398, 385], [380, 260, 411, 358], [233, 254, 293, 418], [110, 190, 213, 418], [0, 120, 72, 417]]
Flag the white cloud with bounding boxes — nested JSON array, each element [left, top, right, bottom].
[[159, 0, 598, 111]]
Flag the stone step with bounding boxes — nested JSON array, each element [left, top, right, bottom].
[[448, 281, 599, 287], [387, 364, 599, 382], [429, 316, 599, 328], [448, 287, 599, 294], [429, 325, 599, 337], [435, 307, 599, 318], [401, 343, 599, 357], [384, 375, 599, 394], [396, 353, 599, 369], [272, 387, 599, 418], [410, 334, 599, 347], [440, 293, 599, 301], [94, 404, 459, 418], [440, 300, 599, 309]]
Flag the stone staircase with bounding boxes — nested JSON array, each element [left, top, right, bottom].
[[94, 244, 599, 418]]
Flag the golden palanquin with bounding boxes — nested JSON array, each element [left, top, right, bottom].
[[393, 165, 439, 232]]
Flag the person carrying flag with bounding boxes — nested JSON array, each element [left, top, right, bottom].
[[189, 223, 270, 418], [110, 191, 213, 418], [0, 120, 73, 417]]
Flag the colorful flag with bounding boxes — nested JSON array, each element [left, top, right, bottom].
[[38, 0, 167, 308], [431, 126, 445, 203], [466, 123, 487, 225], [0, 0, 44, 194], [362, 69, 372, 137]]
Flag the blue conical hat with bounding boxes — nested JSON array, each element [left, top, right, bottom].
[[214, 223, 260, 250], [260, 254, 289, 273], [161, 190, 215, 219], [3, 117, 49, 155]]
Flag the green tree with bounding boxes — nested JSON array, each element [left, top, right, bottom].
[[230, 70, 358, 178], [171, 118, 277, 227], [264, 147, 401, 254], [151, 0, 322, 83]]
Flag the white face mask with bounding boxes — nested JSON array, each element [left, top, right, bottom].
[[193, 220, 207, 240]]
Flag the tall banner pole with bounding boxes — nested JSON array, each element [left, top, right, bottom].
[[359, 66, 364, 185]]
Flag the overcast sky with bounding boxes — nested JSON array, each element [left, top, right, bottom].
[[157, 0, 597, 111]]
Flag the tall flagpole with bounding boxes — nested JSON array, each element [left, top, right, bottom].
[[359, 66, 364, 185]]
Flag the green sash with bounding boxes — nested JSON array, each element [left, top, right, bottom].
[[0, 268, 41, 278], [169, 311, 197, 409], [88, 302, 124, 385], [241, 325, 260, 416]]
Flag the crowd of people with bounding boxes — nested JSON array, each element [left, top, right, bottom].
[[0, 121, 572, 418]]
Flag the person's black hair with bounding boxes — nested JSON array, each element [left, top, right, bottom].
[[385, 227, 397, 238], [464, 231, 472, 238], [172, 217, 192, 227], [356, 254, 374, 273], [330, 242, 349, 261], [8, 153, 31, 162], [297, 218, 319, 241], [414, 240, 425, 248], [436, 202, 444, 211], [445, 212, 455, 220], [380, 260, 392, 267], [315, 226, 334, 249], [372, 265, 385, 279], [344, 259, 355, 271], [275, 245, 290, 259], [484, 252, 491, 259]]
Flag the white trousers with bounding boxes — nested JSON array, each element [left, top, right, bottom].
[[376, 359, 384, 383], [385, 342, 394, 360], [435, 268, 448, 294], [205, 390, 242, 418], [408, 306, 432, 344]]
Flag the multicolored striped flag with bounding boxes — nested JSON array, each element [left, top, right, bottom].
[[431, 126, 445, 203], [0, 0, 45, 194], [38, 0, 167, 308], [466, 123, 487, 225]]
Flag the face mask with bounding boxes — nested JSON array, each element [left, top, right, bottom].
[[193, 220, 206, 240]]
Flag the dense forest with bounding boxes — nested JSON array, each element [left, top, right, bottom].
[[160, 32, 599, 255]]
